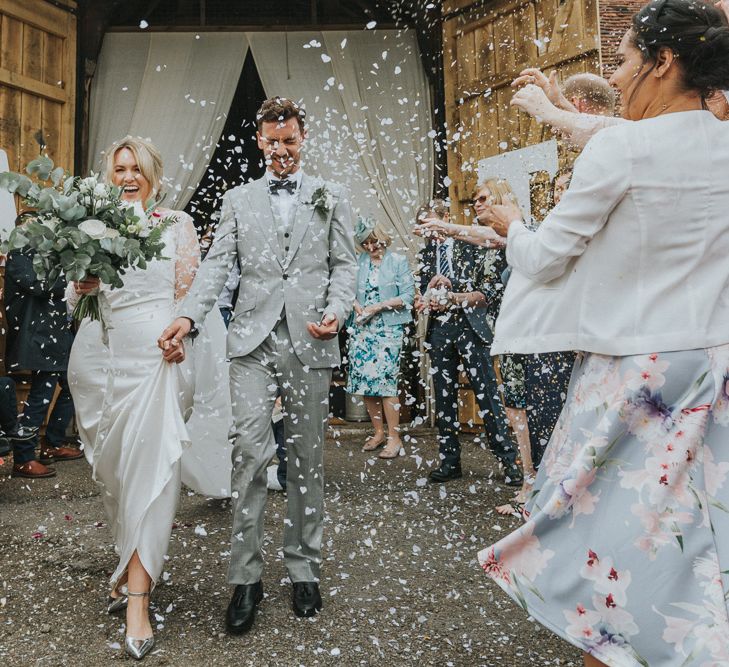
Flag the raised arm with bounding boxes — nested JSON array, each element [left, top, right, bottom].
[[159, 193, 237, 359], [511, 84, 625, 149], [504, 127, 630, 284]]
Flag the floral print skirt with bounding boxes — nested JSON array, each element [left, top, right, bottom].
[[346, 321, 404, 398], [479, 347, 729, 667]]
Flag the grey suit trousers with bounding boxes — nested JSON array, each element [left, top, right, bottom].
[[227, 317, 331, 585]]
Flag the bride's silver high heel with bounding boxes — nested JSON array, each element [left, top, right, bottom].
[[107, 585, 128, 614], [124, 591, 154, 660], [107, 593, 128, 614]]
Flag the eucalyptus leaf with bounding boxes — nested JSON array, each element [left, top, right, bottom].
[[50, 166, 65, 187], [26, 155, 55, 180], [0, 172, 33, 196]]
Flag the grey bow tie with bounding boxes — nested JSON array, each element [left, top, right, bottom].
[[268, 179, 296, 195]]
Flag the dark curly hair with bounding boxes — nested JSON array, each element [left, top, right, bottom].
[[256, 97, 306, 133], [630, 0, 729, 102]]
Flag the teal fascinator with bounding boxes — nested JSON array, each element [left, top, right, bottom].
[[354, 215, 377, 244]]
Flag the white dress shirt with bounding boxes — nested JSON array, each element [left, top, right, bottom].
[[266, 169, 302, 226], [492, 110, 729, 357]]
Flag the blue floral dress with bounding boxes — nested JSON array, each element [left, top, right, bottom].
[[479, 347, 729, 666], [346, 262, 404, 398]]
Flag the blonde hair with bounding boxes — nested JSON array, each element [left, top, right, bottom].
[[474, 178, 519, 207], [105, 136, 164, 201], [359, 222, 392, 249]]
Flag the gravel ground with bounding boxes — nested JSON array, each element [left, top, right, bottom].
[[0, 424, 580, 666]]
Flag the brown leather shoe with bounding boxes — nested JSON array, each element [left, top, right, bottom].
[[39, 446, 84, 463], [12, 460, 57, 478]]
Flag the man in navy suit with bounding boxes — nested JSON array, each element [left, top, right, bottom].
[[415, 200, 521, 485]]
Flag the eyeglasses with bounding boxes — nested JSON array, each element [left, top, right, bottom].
[[471, 195, 494, 206]]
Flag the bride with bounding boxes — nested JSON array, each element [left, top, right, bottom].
[[67, 136, 231, 660]]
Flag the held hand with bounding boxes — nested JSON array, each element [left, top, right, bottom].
[[510, 84, 557, 121], [158, 317, 192, 361], [477, 225, 508, 249], [73, 276, 101, 295], [427, 275, 452, 291], [414, 294, 426, 313], [353, 300, 364, 316], [361, 304, 381, 318], [512, 68, 561, 105], [481, 197, 523, 238], [428, 293, 451, 313], [306, 313, 339, 340], [415, 220, 451, 241], [162, 338, 186, 364]]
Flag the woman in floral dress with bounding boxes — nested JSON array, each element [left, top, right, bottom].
[[347, 218, 414, 459], [476, 2, 729, 665]]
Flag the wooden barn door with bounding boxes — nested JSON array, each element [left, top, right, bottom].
[[0, 0, 76, 176], [0, 0, 76, 386], [442, 0, 600, 223]]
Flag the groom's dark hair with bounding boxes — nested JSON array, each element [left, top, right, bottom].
[[256, 97, 306, 134]]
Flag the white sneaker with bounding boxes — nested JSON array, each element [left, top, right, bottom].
[[266, 464, 283, 491]]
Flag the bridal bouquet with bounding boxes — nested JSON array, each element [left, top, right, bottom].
[[0, 155, 174, 324]]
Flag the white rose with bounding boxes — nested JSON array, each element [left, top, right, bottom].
[[103, 228, 120, 239], [324, 193, 334, 210], [79, 176, 97, 193], [93, 182, 107, 197], [78, 218, 108, 240]]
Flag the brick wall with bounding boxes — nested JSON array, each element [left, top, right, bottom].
[[599, 0, 644, 76]]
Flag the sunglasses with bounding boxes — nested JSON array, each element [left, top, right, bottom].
[[471, 195, 494, 206]]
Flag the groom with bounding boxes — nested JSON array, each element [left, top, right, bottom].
[[159, 97, 356, 633]]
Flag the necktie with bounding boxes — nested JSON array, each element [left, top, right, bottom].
[[269, 178, 297, 195], [438, 243, 451, 278]]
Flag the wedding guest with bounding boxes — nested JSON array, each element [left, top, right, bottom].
[[418, 180, 577, 510], [561, 72, 617, 115], [510, 70, 729, 151], [477, 3, 729, 665], [470, 180, 533, 507], [347, 217, 414, 459], [416, 200, 522, 485], [5, 248, 82, 479], [68, 136, 231, 659], [0, 376, 38, 460]]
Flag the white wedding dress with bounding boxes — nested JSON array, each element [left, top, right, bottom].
[[67, 211, 232, 591]]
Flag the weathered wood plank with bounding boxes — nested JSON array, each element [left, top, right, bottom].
[[1, 16, 22, 75], [0, 85, 21, 171], [0, 0, 71, 38]]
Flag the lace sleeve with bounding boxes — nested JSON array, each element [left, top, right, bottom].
[[65, 281, 80, 314], [561, 113, 625, 149], [174, 213, 201, 302]]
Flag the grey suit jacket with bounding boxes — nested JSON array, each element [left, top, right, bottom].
[[181, 172, 357, 368]]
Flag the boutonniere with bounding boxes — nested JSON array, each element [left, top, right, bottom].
[[307, 185, 334, 215]]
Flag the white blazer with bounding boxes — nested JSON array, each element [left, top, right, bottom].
[[492, 110, 729, 356]]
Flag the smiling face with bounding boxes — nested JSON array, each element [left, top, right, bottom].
[[257, 117, 305, 178], [112, 147, 152, 203], [472, 185, 495, 224], [361, 235, 386, 259], [607, 31, 651, 120]]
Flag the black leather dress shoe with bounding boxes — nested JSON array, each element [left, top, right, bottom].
[[502, 461, 524, 487], [292, 582, 322, 618], [428, 461, 463, 483], [226, 581, 263, 634]]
